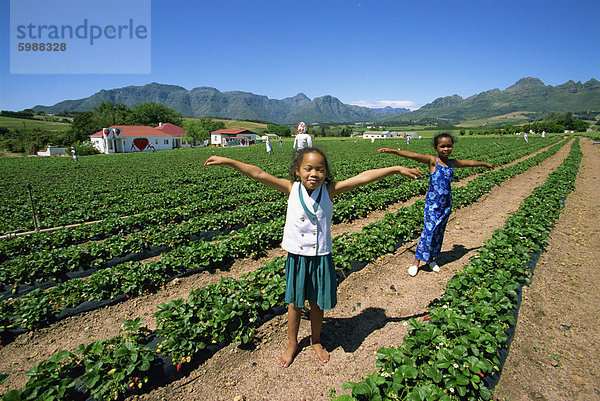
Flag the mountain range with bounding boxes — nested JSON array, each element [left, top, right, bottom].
[[32, 84, 408, 124], [32, 77, 599, 125]]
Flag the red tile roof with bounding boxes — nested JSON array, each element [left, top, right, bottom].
[[155, 123, 186, 137], [90, 125, 183, 138]]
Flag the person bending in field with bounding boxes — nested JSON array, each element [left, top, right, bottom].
[[204, 147, 422, 367], [378, 133, 493, 277]]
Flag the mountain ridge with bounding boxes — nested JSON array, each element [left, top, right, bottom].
[[32, 83, 398, 124], [32, 77, 600, 124]]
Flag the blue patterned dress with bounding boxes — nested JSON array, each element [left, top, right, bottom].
[[415, 158, 454, 263]]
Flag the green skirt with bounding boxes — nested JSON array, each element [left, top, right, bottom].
[[284, 253, 337, 310]]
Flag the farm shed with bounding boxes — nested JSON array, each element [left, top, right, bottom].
[[89, 124, 189, 154], [36, 146, 68, 156], [363, 131, 391, 139], [211, 129, 258, 147]]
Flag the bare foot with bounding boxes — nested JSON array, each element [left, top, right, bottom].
[[311, 342, 329, 364], [280, 342, 298, 368]]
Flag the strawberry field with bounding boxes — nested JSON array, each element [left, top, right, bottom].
[[1, 134, 597, 401]]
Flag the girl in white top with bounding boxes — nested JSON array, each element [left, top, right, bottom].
[[293, 121, 312, 151], [204, 148, 422, 367]]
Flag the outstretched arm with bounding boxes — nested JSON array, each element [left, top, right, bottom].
[[329, 165, 423, 197], [204, 156, 293, 194], [377, 148, 435, 165], [453, 159, 494, 169]]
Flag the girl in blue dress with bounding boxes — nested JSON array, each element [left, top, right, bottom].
[[205, 148, 422, 367], [378, 133, 493, 276]]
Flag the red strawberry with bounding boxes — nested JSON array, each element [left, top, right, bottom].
[[478, 372, 484, 378], [176, 363, 182, 372], [423, 315, 430, 321]]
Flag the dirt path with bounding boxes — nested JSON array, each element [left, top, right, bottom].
[[0, 140, 580, 399], [123, 141, 576, 401], [493, 139, 600, 401]]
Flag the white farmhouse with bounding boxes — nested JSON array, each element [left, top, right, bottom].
[[211, 129, 258, 147], [89, 123, 192, 154]]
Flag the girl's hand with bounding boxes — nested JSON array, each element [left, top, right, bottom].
[[399, 167, 423, 179], [204, 155, 229, 166], [484, 163, 494, 169], [377, 148, 396, 154]]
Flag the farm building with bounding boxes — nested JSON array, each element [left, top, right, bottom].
[[363, 131, 392, 139], [36, 146, 68, 156], [211, 129, 258, 147], [89, 123, 202, 154]]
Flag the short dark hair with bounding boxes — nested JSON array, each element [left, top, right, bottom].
[[289, 147, 333, 183], [433, 132, 455, 147]]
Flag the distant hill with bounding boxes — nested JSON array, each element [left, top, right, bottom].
[[370, 106, 411, 115], [390, 77, 600, 122], [32, 83, 393, 124]]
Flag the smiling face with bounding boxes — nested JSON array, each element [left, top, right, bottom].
[[296, 151, 327, 193], [434, 136, 454, 158]]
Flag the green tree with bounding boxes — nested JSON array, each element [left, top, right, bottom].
[[182, 118, 225, 141], [340, 126, 352, 137], [127, 102, 182, 126], [94, 102, 130, 128], [69, 111, 99, 143], [267, 124, 292, 137]]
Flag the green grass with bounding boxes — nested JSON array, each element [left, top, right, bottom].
[[0, 116, 71, 132]]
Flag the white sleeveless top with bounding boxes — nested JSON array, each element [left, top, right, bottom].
[[282, 182, 333, 256]]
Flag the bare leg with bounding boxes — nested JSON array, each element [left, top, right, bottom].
[[280, 304, 301, 367], [308, 301, 329, 364]]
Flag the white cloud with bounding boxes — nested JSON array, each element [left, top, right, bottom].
[[350, 100, 421, 111]]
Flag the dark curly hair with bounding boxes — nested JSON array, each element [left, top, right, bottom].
[[433, 132, 455, 147], [288, 147, 333, 183]]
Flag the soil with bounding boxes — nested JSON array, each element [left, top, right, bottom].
[[1, 138, 598, 401]]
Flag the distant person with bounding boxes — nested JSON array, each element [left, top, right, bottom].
[[293, 122, 312, 152], [70, 148, 78, 162], [204, 148, 421, 367], [149, 143, 156, 152], [406, 136, 411, 145], [524, 132, 529, 143], [279, 138, 283, 148], [541, 131, 546, 139], [378, 133, 493, 277], [266, 137, 272, 155]]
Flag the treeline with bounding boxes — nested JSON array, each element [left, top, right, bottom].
[[0, 126, 70, 155], [0, 110, 36, 119], [466, 112, 591, 135]]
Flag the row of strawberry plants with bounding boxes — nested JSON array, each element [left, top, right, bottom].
[[0, 179, 284, 262], [0, 139, 567, 400], [0, 139, 565, 339], [0, 197, 288, 291], [333, 140, 581, 401], [1, 259, 287, 401]]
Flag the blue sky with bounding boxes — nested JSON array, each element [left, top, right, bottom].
[[1, 0, 598, 113]]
